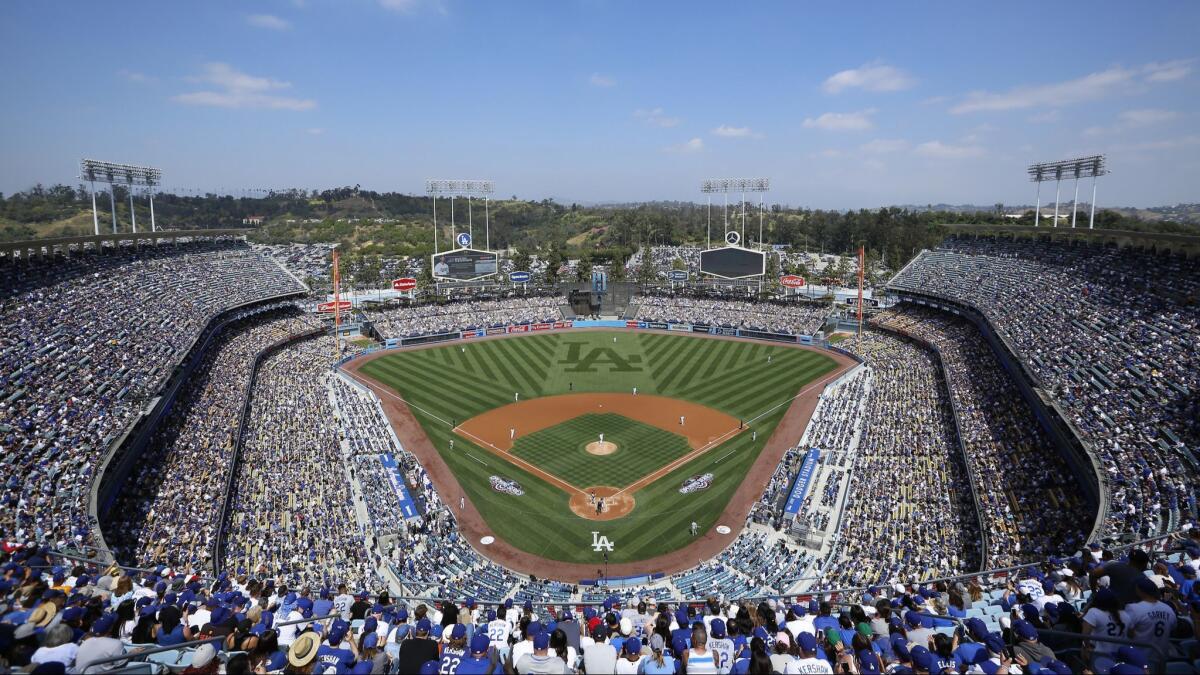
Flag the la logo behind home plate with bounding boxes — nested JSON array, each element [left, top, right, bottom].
[[591, 531, 614, 551]]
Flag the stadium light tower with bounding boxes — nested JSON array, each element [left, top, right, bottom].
[[700, 178, 770, 248], [80, 159, 163, 235], [1027, 155, 1107, 229], [425, 179, 496, 253]]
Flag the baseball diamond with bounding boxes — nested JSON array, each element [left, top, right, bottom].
[[348, 329, 843, 571]]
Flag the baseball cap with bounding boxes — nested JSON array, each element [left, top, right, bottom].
[[363, 633, 378, 649], [649, 634, 665, 652], [486, 610, 496, 621], [450, 624, 467, 640], [624, 637, 641, 654], [709, 618, 726, 638], [858, 650, 881, 674], [1136, 576, 1160, 595], [91, 613, 117, 635], [791, 604, 806, 617], [533, 632, 550, 650], [397, 608, 409, 620], [1117, 646, 1148, 667], [1013, 620, 1038, 641], [797, 631, 817, 652], [912, 645, 935, 670], [904, 610, 922, 627], [471, 633, 491, 653], [526, 621, 543, 638], [328, 619, 349, 644], [619, 617, 633, 636], [416, 618, 432, 633]]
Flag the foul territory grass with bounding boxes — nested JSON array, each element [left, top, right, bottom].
[[358, 330, 837, 565]]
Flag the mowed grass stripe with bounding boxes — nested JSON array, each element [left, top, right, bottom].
[[676, 347, 810, 401], [649, 334, 700, 381], [481, 342, 527, 394], [700, 340, 737, 380], [656, 338, 707, 391], [673, 337, 733, 391], [637, 333, 667, 359], [527, 333, 560, 360], [464, 344, 499, 381], [367, 359, 503, 413], [502, 338, 549, 385], [495, 339, 545, 395], [720, 358, 834, 414]]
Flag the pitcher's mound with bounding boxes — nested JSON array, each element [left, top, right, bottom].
[[585, 440, 618, 456], [570, 486, 636, 521]]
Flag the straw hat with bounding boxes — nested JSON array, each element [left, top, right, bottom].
[[30, 602, 57, 628], [289, 631, 321, 668]]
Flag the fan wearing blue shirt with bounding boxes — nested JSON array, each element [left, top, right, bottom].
[[315, 619, 358, 674]]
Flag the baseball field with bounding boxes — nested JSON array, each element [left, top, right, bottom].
[[353, 330, 840, 568]]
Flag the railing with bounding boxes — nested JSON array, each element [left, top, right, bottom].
[[81, 613, 338, 671], [869, 322, 990, 572], [212, 328, 325, 573]]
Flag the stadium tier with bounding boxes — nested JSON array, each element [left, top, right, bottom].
[[1, 235, 1199, 674]]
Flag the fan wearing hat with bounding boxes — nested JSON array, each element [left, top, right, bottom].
[[397, 617, 440, 674], [513, 631, 566, 674], [183, 642, 219, 674], [288, 631, 322, 672], [452, 633, 499, 674], [315, 618, 359, 672], [438, 624, 470, 671], [74, 613, 128, 671]]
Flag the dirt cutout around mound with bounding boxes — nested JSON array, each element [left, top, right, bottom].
[[585, 440, 618, 456], [569, 486, 635, 521]]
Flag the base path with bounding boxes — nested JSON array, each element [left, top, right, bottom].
[[458, 392, 741, 452], [341, 328, 858, 582]]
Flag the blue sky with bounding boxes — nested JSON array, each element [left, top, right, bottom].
[[1, 1, 1196, 208]]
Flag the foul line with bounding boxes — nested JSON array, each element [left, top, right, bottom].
[[610, 367, 846, 499], [349, 360, 844, 504], [348, 372, 587, 498]]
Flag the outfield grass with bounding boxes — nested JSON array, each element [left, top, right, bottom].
[[358, 330, 838, 564], [510, 413, 692, 489]]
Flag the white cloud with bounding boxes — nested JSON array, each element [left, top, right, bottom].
[[665, 137, 704, 153], [711, 125, 764, 139], [118, 69, 154, 84], [951, 61, 1192, 114], [802, 109, 876, 131], [863, 158, 886, 171], [173, 62, 316, 111], [634, 107, 680, 128], [1113, 135, 1200, 151], [860, 138, 908, 154], [914, 140, 984, 159], [823, 61, 916, 93], [246, 14, 291, 30], [1084, 108, 1177, 137], [1144, 59, 1193, 82], [1118, 108, 1178, 127], [589, 73, 616, 88]]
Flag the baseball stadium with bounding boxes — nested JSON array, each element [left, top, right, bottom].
[[3, 3, 1200, 673]]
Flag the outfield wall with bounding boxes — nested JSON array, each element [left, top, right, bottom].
[[347, 319, 817, 366]]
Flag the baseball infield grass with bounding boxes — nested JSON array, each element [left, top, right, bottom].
[[510, 413, 692, 489], [358, 330, 837, 565]]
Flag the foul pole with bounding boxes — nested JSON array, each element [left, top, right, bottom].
[[332, 248, 341, 361], [857, 246, 865, 338]]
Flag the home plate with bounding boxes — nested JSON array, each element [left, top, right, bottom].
[[715, 526, 731, 535], [480, 536, 495, 545]]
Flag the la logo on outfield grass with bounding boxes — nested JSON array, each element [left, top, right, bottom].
[[591, 532, 614, 551]]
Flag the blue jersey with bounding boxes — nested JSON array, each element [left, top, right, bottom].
[[314, 644, 356, 673], [453, 656, 496, 674]]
